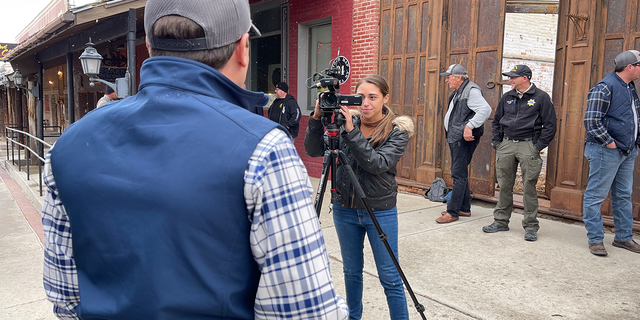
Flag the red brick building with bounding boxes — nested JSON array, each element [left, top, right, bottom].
[[248, 0, 380, 177]]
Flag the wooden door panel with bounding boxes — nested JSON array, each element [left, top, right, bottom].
[[549, 0, 640, 228], [442, 0, 505, 196], [450, 0, 472, 51], [380, 0, 445, 184]]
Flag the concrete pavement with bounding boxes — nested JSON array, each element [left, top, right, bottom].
[[0, 156, 56, 319], [1, 146, 639, 319]]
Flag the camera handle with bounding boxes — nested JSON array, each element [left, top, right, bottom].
[[313, 127, 427, 320]]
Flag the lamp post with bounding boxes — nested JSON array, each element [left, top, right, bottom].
[[12, 69, 40, 99], [79, 40, 129, 98]]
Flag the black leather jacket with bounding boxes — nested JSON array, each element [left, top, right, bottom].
[[304, 113, 414, 210]]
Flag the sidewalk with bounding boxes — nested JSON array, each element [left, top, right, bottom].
[[0, 156, 55, 319], [1, 149, 639, 319]]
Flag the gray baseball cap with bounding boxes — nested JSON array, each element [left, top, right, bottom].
[[614, 50, 640, 68], [440, 64, 467, 76], [145, 0, 261, 51]]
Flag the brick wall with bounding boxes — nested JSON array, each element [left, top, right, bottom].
[[288, 0, 354, 97], [502, 13, 558, 98], [350, 0, 380, 93], [503, 13, 558, 61], [287, 0, 381, 178]]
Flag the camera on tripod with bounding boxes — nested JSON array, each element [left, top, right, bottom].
[[317, 68, 362, 112]]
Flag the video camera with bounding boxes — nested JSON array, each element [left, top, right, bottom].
[[316, 68, 362, 112], [306, 55, 361, 127]]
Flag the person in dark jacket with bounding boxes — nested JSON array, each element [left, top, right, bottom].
[[483, 64, 556, 242], [305, 74, 414, 320], [268, 82, 301, 139], [437, 64, 491, 224], [582, 50, 640, 256]]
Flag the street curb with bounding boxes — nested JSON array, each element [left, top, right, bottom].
[[3, 159, 44, 213], [0, 161, 45, 245]]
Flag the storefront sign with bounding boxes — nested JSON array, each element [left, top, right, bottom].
[[0, 43, 17, 58], [98, 67, 127, 83]]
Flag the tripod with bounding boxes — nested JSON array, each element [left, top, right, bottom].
[[313, 111, 427, 320]]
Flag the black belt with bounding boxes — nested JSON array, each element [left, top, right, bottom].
[[504, 136, 532, 142]]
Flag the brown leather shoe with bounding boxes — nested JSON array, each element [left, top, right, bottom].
[[441, 211, 471, 217], [612, 239, 640, 253], [436, 213, 459, 223], [589, 242, 608, 256]]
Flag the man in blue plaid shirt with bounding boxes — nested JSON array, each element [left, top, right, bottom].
[[41, 0, 348, 319], [583, 50, 640, 257]]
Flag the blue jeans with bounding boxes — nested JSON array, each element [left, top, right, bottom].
[[447, 139, 480, 217], [333, 203, 409, 320], [583, 142, 637, 243]]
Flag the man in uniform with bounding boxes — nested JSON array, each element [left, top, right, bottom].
[[482, 64, 556, 242]]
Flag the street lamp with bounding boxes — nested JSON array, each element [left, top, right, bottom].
[[12, 69, 40, 99], [79, 40, 129, 98]]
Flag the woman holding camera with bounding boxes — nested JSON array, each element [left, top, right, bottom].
[[304, 74, 414, 320]]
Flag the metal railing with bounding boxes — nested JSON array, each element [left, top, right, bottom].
[[0, 123, 26, 141], [5, 127, 53, 196], [44, 125, 62, 138]]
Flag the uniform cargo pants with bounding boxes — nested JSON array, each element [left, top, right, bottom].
[[493, 138, 543, 231]]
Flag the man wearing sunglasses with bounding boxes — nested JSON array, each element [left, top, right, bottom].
[[583, 50, 640, 257]]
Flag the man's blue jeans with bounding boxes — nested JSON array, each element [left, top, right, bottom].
[[583, 142, 637, 243], [332, 203, 409, 320]]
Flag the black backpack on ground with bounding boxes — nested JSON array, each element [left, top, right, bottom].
[[424, 177, 449, 202]]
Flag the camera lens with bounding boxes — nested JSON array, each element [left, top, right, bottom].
[[322, 92, 338, 108]]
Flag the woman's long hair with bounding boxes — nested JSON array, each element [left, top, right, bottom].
[[356, 75, 396, 148]]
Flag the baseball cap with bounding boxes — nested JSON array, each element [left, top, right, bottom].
[[145, 0, 261, 51], [275, 82, 288, 93], [440, 64, 467, 76], [502, 65, 532, 79], [614, 50, 640, 68]]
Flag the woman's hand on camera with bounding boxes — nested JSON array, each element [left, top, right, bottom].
[[340, 105, 354, 132], [311, 98, 322, 120]]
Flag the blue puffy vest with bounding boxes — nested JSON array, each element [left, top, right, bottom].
[[586, 72, 639, 153], [51, 57, 279, 319]]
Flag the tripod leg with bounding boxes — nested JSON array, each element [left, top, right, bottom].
[[336, 151, 427, 319], [314, 151, 333, 218]]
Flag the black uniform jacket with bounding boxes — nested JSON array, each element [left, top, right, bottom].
[[492, 84, 557, 151]]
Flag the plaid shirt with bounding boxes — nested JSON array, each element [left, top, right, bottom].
[[42, 129, 348, 319], [584, 81, 640, 146]]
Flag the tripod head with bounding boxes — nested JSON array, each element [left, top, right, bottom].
[[321, 110, 344, 151], [320, 108, 346, 129]]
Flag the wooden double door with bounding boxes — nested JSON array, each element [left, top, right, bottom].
[[380, 0, 640, 229]]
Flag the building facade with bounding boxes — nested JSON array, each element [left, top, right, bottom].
[[4, 0, 640, 230]]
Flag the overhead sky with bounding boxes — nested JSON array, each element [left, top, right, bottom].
[[0, 0, 94, 44]]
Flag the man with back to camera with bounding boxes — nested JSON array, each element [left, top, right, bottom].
[[96, 85, 117, 108], [40, 0, 348, 319], [436, 64, 491, 224], [583, 50, 640, 257], [482, 64, 556, 242], [268, 82, 301, 141]]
